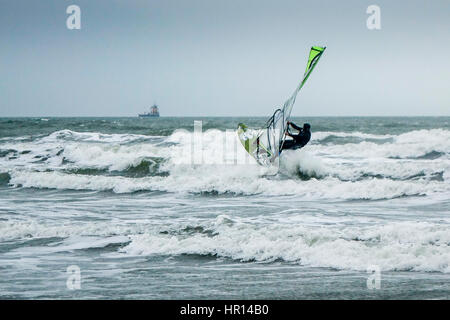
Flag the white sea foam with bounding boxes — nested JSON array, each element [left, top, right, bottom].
[[8, 168, 447, 199], [119, 216, 450, 273], [42, 129, 153, 144], [0, 219, 153, 242], [61, 143, 164, 171], [312, 131, 394, 141], [2, 216, 448, 273], [309, 129, 450, 159], [280, 149, 328, 178], [2, 129, 449, 199], [2, 125, 450, 294]]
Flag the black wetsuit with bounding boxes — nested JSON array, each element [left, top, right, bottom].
[[281, 122, 311, 151]]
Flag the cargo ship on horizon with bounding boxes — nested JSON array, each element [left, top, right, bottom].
[[139, 104, 160, 117]]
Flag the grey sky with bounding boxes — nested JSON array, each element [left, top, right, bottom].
[[0, 0, 449, 117]]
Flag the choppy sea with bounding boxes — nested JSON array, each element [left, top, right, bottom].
[[0, 117, 449, 299]]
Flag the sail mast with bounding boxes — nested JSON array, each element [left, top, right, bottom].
[[277, 46, 326, 153]]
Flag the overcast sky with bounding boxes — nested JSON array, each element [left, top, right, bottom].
[[0, 0, 449, 117]]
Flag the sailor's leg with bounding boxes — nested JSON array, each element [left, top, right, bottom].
[[281, 140, 296, 151]]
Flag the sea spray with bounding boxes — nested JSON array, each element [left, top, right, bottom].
[[280, 149, 328, 179]]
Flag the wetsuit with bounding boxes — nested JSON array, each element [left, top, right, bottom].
[[280, 122, 311, 151]]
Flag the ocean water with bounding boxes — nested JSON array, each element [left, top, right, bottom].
[[0, 117, 449, 299]]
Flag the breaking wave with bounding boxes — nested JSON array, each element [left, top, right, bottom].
[[124, 216, 450, 273], [1, 215, 449, 273], [1, 128, 449, 200]]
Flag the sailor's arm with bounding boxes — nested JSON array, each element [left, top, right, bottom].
[[288, 121, 302, 131]]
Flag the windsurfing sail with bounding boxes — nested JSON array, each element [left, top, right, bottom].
[[237, 46, 326, 166]]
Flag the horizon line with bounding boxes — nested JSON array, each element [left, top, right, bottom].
[[1, 115, 450, 118]]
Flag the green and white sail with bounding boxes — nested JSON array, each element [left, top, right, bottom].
[[271, 46, 326, 154], [237, 46, 326, 167]]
